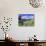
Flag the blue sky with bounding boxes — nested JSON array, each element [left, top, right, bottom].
[[19, 14, 34, 19]]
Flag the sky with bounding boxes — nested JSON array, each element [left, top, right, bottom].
[[19, 14, 34, 19]]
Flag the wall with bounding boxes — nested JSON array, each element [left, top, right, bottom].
[[0, 0, 46, 40]]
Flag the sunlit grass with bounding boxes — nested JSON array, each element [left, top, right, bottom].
[[19, 19, 34, 26]]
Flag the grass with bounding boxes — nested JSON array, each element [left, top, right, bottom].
[[19, 19, 34, 26]]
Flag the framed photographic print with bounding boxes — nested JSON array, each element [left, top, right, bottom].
[[18, 14, 35, 26]]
